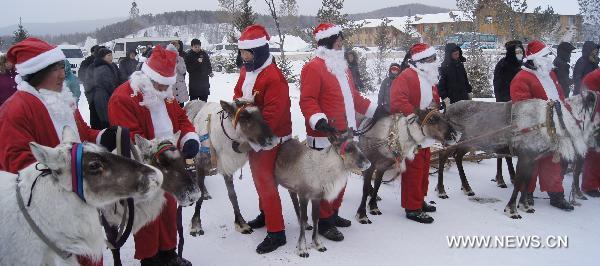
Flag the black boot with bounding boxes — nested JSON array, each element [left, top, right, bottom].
[[256, 231, 286, 254], [548, 192, 574, 211], [318, 217, 344, 241], [584, 189, 600, 198], [158, 249, 192, 266], [422, 201, 436, 212], [247, 211, 265, 229], [140, 254, 162, 266], [333, 211, 351, 227], [405, 209, 434, 224]]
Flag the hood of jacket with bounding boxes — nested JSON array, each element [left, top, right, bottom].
[[556, 42, 575, 62], [582, 41, 599, 59], [504, 40, 524, 65], [442, 43, 465, 66]]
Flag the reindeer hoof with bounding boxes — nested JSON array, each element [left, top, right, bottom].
[[235, 223, 254, 234], [518, 203, 535, 214], [504, 206, 522, 219], [312, 242, 327, 252], [438, 192, 449, 199], [298, 252, 309, 258], [376, 195, 382, 201], [355, 213, 372, 224], [317, 246, 327, 252], [190, 228, 204, 236], [305, 224, 313, 231], [369, 208, 382, 215], [201, 192, 212, 200], [462, 188, 475, 196]]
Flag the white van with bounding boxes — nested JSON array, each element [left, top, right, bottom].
[[109, 37, 180, 61], [58, 44, 84, 76]]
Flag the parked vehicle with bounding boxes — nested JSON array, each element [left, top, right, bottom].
[[58, 44, 84, 76], [108, 37, 180, 61]]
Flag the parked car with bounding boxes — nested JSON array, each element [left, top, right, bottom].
[[58, 44, 84, 76], [108, 37, 180, 61]]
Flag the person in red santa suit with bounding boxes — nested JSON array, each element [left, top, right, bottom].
[[231, 24, 292, 254], [510, 40, 574, 211], [0, 38, 123, 266], [581, 69, 600, 197], [389, 43, 440, 224], [108, 45, 199, 266], [299, 23, 387, 241]]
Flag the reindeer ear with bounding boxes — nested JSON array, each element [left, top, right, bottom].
[[220, 100, 236, 115], [134, 134, 151, 152], [406, 114, 417, 124], [29, 142, 63, 170], [61, 126, 80, 143]]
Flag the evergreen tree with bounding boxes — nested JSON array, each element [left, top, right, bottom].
[[578, 0, 600, 42], [464, 44, 493, 98], [316, 0, 362, 47], [234, 0, 256, 33], [400, 17, 420, 52], [356, 52, 375, 93], [13, 17, 29, 44], [374, 18, 392, 84]]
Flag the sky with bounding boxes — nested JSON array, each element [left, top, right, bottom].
[[0, 0, 579, 27]]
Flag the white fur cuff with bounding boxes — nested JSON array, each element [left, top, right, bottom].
[[309, 113, 327, 131], [179, 132, 200, 149]]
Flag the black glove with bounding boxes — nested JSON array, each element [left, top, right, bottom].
[[315, 118, 336, 134], [100, 126, 119, 152], [372, 105, 390, 121], [182, 139, 200, 159]]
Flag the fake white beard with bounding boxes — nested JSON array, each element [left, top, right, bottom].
[[534, 56, 555, 74], [38, 86, 77, 127], [130, 71, 175, 107], [415, 61, 439, 84], [315, 46, 348, 77]]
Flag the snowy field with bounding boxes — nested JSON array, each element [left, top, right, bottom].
[[75, 71, 600, 266]]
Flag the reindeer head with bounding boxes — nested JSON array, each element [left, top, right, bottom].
[[328, 131, 371, 171], [566, 90, 600, 148], [29, 126, 163, 208], [220, 100, 275, 147], [412, 108, 460, 145], [132, 132, 201, 207]]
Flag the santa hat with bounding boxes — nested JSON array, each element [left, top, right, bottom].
[[313, 23, 342, 42], [238, 24, 270, 50], [525, 41, 551, 60], [410, 43, 436, 62], [141, 45, 177, 85], [7, 38, 66, 76]]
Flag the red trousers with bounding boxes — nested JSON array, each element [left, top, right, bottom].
[[133, 193, 178, 260], [319, 186, 346, 219], [527, 155, 564, 193], [249, 147, 285, 232], [582, 149, 600, 192], [401, 148, 430, 210]]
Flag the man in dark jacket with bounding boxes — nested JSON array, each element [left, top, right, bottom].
[[118, 49, 139, 81], [492, 40, 523, 189], [573, 41, 599, 95], [90, 48, 121, 129], [185, 38, 213, 101], [377, 63, 401, 113], [345, 50, 364, 92], [438, 43, 472, 104], [554, 42, 576, 97]]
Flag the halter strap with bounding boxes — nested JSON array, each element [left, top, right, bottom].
[[339, 140, 351, 160], [420, 109, 438, 128], [233, 103, 251, 129], [153, 142, 175, 162], [70, 143, 85, 202]]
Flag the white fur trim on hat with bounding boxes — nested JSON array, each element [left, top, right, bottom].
[[315, 25, 342, 41], [411, 46, 436, 61], [238, 36, 268, 50], [141, 62, 176, 85], [15, 47, 65, 76], [526, 46, 551, 60]]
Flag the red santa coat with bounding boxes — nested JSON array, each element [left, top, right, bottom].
[[583, 68, 600, 91], [390, 67, 441, 115], [300, 54, 376, 149], [511, 68, 566, 193], [581, 68, 600, 192], [233, 62, 292, 139], [0, 91, 99, 173], [107, 77, 198, 260]]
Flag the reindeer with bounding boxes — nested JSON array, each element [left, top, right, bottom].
[[184, 99, 275, 236], [0, 127, 163, 266], [355, 109, 460, 224], [275, 132, 371, 257]]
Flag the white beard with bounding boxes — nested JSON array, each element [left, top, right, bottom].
[[534, 56, 554, 74], [415, 62, 439, 85], [130, 71, 174, 107], [315, 46, 348, 77]]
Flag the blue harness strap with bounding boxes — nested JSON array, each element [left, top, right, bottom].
[[199, 133, 209, 142]]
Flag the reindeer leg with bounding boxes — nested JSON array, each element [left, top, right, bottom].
[[456, 149, 474, 196], [311, 199, 326, 252], [290, 191, 313, 230], [297, 197, 309, 258], [518, 163, 535, 214], [505, 156, 532, 219], [356, 166, 374, 224], [506, 157, 516, 185], [436, 150, 450, 199], [189, 197, 204, 236], [369, 169, 384, 215], [494, 158, 508, 188], [197, 174, 212, 200], [571, 157, 587, 201], [224, 174, 252, 234]]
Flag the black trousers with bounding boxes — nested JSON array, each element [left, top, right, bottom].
[[190, 95, 209, 102]]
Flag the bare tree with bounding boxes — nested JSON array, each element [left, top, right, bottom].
[[265, 0, 298, 82], [578, 0, 600, 42]]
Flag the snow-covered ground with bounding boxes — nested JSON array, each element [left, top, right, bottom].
[[75, 69, 599, 266]]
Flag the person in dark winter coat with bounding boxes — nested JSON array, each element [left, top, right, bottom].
[[400, 52, 411, 73], [0, 54, 17, 106], [90, 48, 121, 129], [118, 49, 139, 81], [492, 40, 523, 186], [185, 38, 213, 101], [493, 40, 524, 102], [573, 41, 599, 95], [79, 45, 102, 88], [377, 63, 401, 113], [438, 43, 472, 104], [345, 50, 364, 92], [554, 42, 576, 97]]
